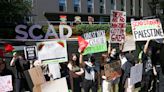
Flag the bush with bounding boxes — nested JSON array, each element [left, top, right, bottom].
[[42, 24, 132, 36]]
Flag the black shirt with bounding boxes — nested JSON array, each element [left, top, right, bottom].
[[142, 52, 153, 73]]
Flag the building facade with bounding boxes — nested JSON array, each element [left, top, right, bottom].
[[30, 0, 164, 24]]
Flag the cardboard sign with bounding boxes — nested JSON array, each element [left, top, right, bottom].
[[130, 63, 143, 85], [83, 30, 107, 55], [122, 35, 136, 52], [28, 66, 46, 86], [24, 46, 37, 60], [37, 40, 68, 63], [104, 61, 122, 80], [131, 19, 164, 41], [110, 10, 126, 43], [41, 77, 69, 92], [0, 75, 13, 92]]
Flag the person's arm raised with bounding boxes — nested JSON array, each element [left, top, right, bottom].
[[108, 43, 111, 55], [79, 53, 85, 68], [143, 40, 150, 54]]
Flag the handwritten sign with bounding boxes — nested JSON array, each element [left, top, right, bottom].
[[122, 35, 136, 52], [104, 61, 122, 80], [110, 10, 126, 43], [131, 19, 164, 41], [130, 63, 143, 85], [0, 75, 13, 92], [83, 30, 107, 55]]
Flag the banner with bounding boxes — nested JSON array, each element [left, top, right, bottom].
[[130, 63, 143, 85], [131, 19, 164, 41], [82, 30, 107, 55], [24, 46, 37, 60], [37, 40, 68, 63], [104, 61, 122, 80], [0, 75, 13, 92], [122, 35, 136, 52], [110, 10, 126, 43]]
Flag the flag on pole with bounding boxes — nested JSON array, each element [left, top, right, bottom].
[[4, 43, 14, 53], [77, 36, 88, 53]]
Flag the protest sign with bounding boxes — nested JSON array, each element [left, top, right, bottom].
[[37, 40, 68, 63], [28, 66, 46, 86], [104, 61, 122, 80], [122, 35, 136, 52], [110, 10, 126, 43], [82, 30, 107, 55], [24, 46, 37, 60], [131, 19, 164, 41], [130, 63, 143, 85], [48, 63, 61, 79], [41, 77, 69, 92], [0, 75, 13, 92]]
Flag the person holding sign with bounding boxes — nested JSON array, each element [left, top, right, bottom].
[[10, 52, 30, 92], [79, 53, 100, 92], [140, 40, 157, 92], [101, 43, 122, 92], [67, 53, 84, 92]]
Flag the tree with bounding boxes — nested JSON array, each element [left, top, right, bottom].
[[0, 0, 32, 26]]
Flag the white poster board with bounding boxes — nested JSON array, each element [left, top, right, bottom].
[[48, 63, 61, 79], [131, 19, 164, 41], [122, 35, 136, 52], [83, 30, 107, 55], [41, 77, 69, 92], [0, 75, 13, 92], [110, 10, 126, 43], [37, 40, 68, 63], [130, 63, 143, 85]]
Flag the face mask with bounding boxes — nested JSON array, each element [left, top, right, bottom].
[[111, 51, 116, 56]]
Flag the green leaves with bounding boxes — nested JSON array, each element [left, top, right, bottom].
[[0, 0, 32, 24]]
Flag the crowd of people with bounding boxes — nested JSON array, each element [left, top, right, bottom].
[[0, 39, 164, 92]]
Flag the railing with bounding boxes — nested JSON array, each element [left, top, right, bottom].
[[37, 21, 110, 26]]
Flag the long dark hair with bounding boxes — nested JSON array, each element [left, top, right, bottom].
[[69, 53, 80, 67]]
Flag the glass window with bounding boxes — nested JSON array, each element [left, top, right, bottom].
[[111, 0, 115, 10], [73, 0, 80, 12], [100, 6, 104, 14], [130, 0, 133, 15], [121, 0, 124, 11], [139, 0, 141, 16], [59, 0, 66, 12], [100, 0, 104, 3], [111, 0, 114, 4], [87, 0, 93, 13]]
